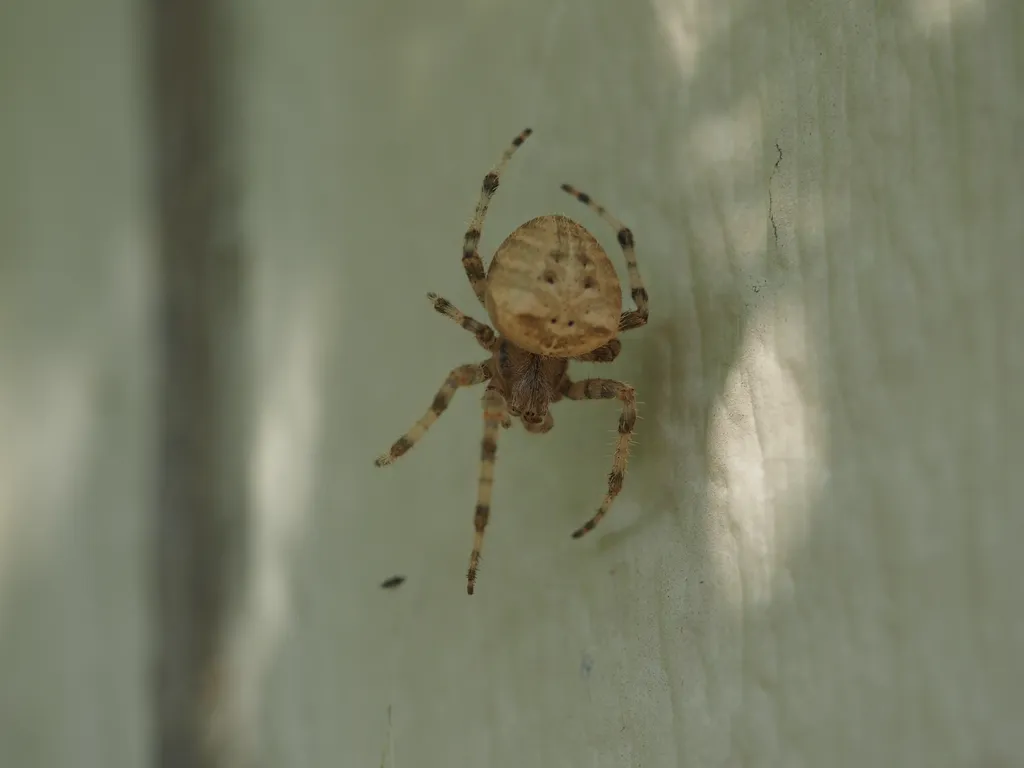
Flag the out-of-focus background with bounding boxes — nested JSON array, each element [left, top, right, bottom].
[[1, 0, 1021, 766]]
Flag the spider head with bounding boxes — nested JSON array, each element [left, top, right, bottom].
[[521, 407, 544, 424], [508, 401, 547, 423], [506, 399, 554, 433], [520, 407, 554, 434]]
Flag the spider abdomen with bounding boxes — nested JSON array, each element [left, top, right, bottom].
[[485, 214, 622, 357]]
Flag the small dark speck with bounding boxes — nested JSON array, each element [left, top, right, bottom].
[[699, 580, 704, 584], [380, 575, 406, 589], [580, 652, 594, 678]]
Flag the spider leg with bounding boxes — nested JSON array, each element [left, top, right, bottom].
[[574, 338, 622, 363], [467, 382, 508, 595], [462, 128, 533, 306], [560, 377, 637, 538], [374, 362, 491, 467], [559, 184, 649, 333], [426, 292, 498, 352]]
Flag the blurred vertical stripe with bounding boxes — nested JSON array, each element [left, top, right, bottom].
[[148, 1, 249, 766]]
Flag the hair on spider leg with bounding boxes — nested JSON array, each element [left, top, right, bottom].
[[465, 556, 484, 596]]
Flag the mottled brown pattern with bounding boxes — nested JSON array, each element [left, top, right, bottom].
[[374, 128, 649, 595], [485, 214, 622, 357]]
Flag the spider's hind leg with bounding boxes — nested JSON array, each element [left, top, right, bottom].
[[461, 128, 533, 306], [560, 184, 649, 333]]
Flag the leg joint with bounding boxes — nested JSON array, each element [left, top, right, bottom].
[[474, 503, 489, 531], [481, 436, 497, 460]]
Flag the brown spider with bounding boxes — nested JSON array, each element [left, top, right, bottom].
[[374, 128, 649, 595]]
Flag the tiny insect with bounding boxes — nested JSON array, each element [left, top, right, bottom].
[[379, 575, 406, 589], [374, 128, 649, 595]]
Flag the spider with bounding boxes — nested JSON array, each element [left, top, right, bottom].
[[374, 128, 649, 595]]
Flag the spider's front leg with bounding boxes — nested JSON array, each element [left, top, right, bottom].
[[374, 362, 491, 466], [467, 383, 508, 595], [560, 377, 637, 538]]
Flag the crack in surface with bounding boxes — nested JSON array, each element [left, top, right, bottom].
[[768, 141, 783, 246]]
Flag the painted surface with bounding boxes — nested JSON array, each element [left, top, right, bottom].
[[0, 2, 150, 767], [1, 0, 1021, 765]]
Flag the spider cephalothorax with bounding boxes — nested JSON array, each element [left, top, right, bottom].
[[374, 128, 649, 595]]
